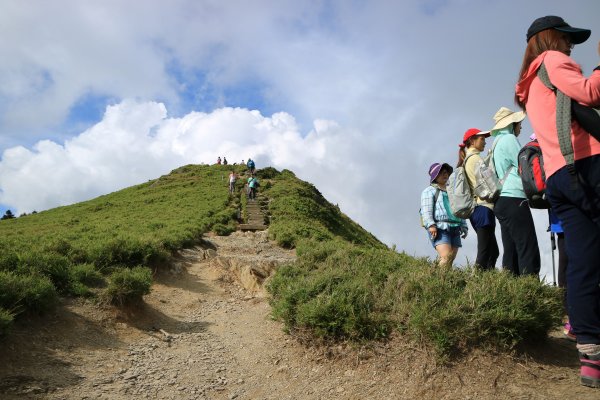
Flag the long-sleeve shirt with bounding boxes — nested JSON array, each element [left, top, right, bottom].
[[515, 50, 600, 178], [420, 185, 467, 230], [491, 130, 526, 198]]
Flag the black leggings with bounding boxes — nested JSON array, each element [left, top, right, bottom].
[[474, 225, 499, 270]]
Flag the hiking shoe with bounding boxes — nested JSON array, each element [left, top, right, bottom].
[[580, 352, 600, 388], [564, 322, 576, 342]]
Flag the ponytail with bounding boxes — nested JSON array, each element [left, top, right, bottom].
[[457, 146, 466, 168]]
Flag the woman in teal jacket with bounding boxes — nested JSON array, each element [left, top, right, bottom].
[[490, 107, 540, 276]]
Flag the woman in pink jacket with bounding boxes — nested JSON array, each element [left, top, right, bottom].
[[515, 16, 600, 388]]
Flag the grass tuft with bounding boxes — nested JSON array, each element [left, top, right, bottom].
[[105, 266, 153, 305]]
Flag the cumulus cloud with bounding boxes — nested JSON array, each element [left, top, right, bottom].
[[1, 0, 598, 284], [0, 101, 324, 212]]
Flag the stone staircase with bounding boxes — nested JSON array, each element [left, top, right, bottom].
[[239, 193, 268, 232]]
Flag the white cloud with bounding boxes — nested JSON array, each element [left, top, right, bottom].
[[1, 0, 599, 284]]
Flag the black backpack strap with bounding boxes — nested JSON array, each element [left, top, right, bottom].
[[537, 63, 576, 174]]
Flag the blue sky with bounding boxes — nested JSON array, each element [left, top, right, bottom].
[[0, 0, 599, 280]]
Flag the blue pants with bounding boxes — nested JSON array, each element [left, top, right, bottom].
[[547, 155, 600, 344]]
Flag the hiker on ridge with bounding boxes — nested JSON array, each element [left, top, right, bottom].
[[420, 163, 468, 268], [515, 15, 600, 388], [247, 158, 255, 174], [456, 128, 499, 270], [490, 107, 540, 277], [217, 156, 222, 165]]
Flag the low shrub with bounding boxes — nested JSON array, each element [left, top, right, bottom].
[[106, 266, 153, 305], [256, 167, 280, 179], [268, 241, 406, 340], [20, 253, 73, 294], [0, 307, 13, 337], [91, 237, 170, 269], [268, 240, 564, 359], [212, 222, 235, 236], [0, 270, 58, 315], [388, 265, 563, 358], [0, 251, 18, 272], [70, 263, 104, 287]]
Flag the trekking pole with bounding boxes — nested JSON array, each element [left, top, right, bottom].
[[547, 213, 557, 286], [550, 230, 557, 286]]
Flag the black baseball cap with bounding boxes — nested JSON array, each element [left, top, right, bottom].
[[526, 16, 591, 44]]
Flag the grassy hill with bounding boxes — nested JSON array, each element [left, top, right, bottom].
[[0, 164, 563, 360]]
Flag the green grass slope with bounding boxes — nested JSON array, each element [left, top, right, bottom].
[[0, 164, 244, 333], [0, 164, 564, 361]]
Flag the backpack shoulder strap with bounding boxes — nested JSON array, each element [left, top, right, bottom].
[[537, 62, 575, 172], [432, 187, 440, 223], [489, 135, 513, 183]]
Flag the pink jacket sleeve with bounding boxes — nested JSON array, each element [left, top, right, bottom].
[[544, 51, 600, 107]]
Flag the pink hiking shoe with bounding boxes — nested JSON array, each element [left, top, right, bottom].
[[580, 352, 600, 388]]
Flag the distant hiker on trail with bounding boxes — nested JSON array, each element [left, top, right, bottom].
[[217, 156, 222, 165], [223, 157, 228, 165], [457, 128, 499, 270], [420, 163, 468, 268], [247, 158, 255, 174], [247, 175, 259, 201], [490, 107, 540, 277], [515, 15, 600, 387], [229, 171, 237, 194]]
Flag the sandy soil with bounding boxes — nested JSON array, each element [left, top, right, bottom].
[[0, 230, 594, 399]]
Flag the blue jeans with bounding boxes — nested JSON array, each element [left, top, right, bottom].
[[428, 226, 462, 248], [547, 155, 600, 344]]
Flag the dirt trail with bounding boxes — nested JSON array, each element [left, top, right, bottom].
[[0, 230, 593, 399]]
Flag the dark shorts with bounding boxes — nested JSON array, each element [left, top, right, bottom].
[[469, 205, 496, 230]]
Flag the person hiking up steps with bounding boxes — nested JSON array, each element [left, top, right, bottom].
[[247, 174, 259, 201], [228, 171, 237, 195], [420, 163, 468, 268]]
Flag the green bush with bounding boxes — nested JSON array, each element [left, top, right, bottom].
[[0, 308, 13, 337], [256, 167, 280, 180], [0, 270, 58, 315], [269, 241, 404, 340], [0, 251, 18, 272], [70, 263, 104, 287], [212, 222, 236, 236], [106, 266, 153, 305], [91, 237, 166, 269], [17, 252, 73, 294], [268, 240, 564, 359]]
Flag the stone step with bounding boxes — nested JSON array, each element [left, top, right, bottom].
[[238, 223, 268, 231]]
